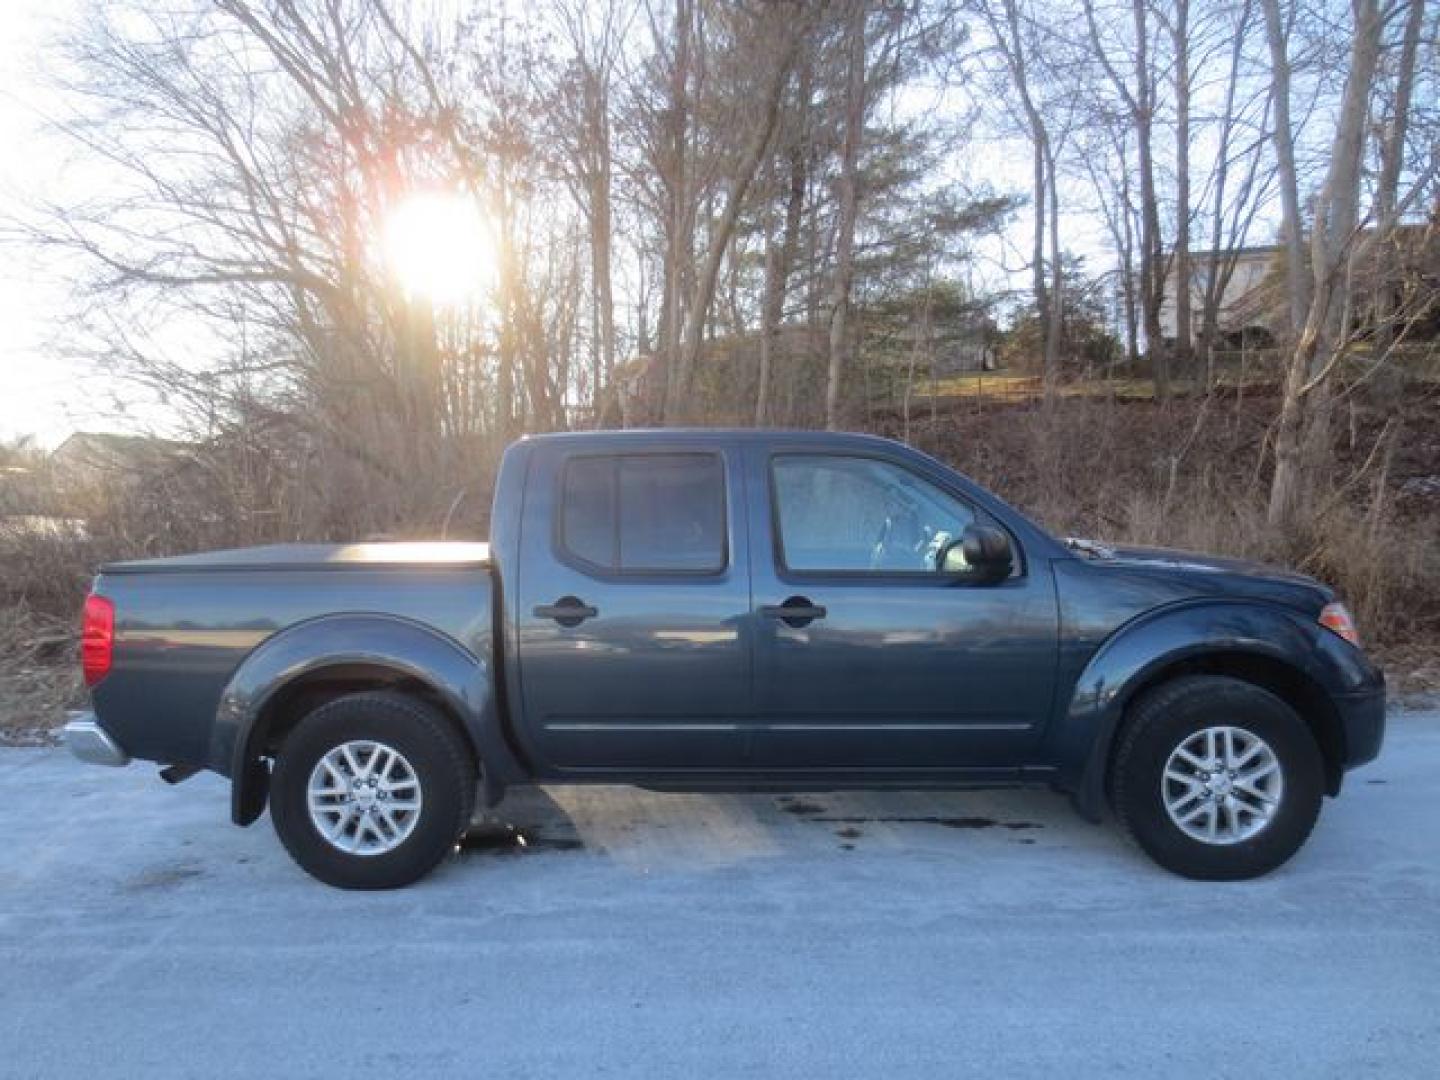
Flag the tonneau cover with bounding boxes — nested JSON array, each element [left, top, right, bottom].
[[100, 541, 492, 574]]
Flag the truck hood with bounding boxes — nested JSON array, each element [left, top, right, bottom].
[[1106, 544, 1319, 585], [1066, 539, 1334, 612]]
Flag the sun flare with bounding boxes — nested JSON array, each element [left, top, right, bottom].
[[381, 191, 498, 308]]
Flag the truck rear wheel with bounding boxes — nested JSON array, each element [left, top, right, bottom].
[[270, 691, 476, 889], [1111, 675, 1324, 881]]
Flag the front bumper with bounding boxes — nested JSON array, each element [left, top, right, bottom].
[[63, 712, 132, 768]]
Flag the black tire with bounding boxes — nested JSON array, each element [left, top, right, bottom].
[[1111, 675, 1324, 881], [270, 691, 476, 889]]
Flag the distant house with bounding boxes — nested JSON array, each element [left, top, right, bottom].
[[891, 322, 997, 375], [1160, 220, 1439, 348], [1159, 246, 1283, 347], [50, 432, 192, 489]]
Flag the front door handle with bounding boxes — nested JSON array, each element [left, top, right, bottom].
[[533, 596, 598, 628], [760, 595, 827, 628]]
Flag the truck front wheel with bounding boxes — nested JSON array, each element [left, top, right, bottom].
[[1111, 675, 1324, 881], [269, 691, 476, 889]]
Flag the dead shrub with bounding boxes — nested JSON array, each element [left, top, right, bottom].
[[0, 603, 83, 743], [887, 391, 1440, 651]]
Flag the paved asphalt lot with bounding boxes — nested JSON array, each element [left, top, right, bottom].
[[2, 706, 1437, 1078]]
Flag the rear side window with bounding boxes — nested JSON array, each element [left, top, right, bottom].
[[560, 457, 617, 567], [560, 453, 726, 573]]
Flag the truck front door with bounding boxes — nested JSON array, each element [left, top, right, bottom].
[[745, 448, 1058, 771], [514, 442, 752, 774]]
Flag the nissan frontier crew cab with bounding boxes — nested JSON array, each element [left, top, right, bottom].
[[66, 430, 1386, 888]]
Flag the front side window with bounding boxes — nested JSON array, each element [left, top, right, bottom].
[[560, 453, 726, 573], [771, 455, 977, 574]]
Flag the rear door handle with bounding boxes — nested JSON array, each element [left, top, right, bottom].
[[761, 596, 827, 628], [533, 596, 598, 627]]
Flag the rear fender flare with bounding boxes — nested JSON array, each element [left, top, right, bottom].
[[211, 614, 519, 825]]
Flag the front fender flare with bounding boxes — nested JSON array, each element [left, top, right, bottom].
[[211, 613, 521, 825], [1049, 600, 1341, 823]]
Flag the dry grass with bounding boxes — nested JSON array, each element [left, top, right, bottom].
[[927, 372, 1210, 402], [0, 605, 83, 744], [884, 385, 1440, 657], [919, 348, 1440, 409]]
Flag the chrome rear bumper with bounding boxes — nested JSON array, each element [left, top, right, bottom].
[[63, 713, 131, 768]]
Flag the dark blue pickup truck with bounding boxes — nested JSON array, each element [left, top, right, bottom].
[[66, 430, 1385, 888]]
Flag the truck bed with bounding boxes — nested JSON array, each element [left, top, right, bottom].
[[88, 544, 496, 775]]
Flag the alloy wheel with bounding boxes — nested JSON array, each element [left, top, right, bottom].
[[1161, 725, 1284, 845]]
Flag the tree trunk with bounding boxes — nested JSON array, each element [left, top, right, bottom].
[[1171, 0, 1193, 375], [1260, 0, 1309, 338], [655, 0, 693, 422], [1268, 0, 1384, 529], [757, 74, 810, 427], [591, 108, 615, 427], [668, 22, 800, 422], [1198, 0, 1253, 380], [1043, 135, 1063, 400], [1375, 0, 1424, 232], [1373, 0, 1425, 354], [1032, 138, 1049, 365], [1096, 128, 1140, 368], [993, 0, 1057, 396], [825, 0, 867, 431], [1131, 0, 1167, 401], [495, 185, 520, 442], [1084, 0, 1166, 398]]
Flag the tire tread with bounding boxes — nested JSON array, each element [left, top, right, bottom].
[[270, 690, 476, 889], [1111, 674, 1323, 880]]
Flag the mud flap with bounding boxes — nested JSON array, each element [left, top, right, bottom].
[[232, 756, 271, 826]]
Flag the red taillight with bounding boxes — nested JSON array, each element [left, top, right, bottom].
[[81, 594, 115, 687], [1319, 601, 1361, 647]]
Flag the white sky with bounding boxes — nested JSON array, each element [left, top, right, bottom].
[[1, 0, 208, 448], [0, 0, 84, 447]]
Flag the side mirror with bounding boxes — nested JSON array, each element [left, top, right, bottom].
[[940, 524, 1013, 583]]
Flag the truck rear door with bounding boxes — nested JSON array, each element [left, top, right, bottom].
[[513, 440, 752, 774]]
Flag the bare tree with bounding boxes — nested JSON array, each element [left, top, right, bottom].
[[971, 0, 1066, 399], [1083, 0, 1169, 399], [1268, 0, 1389, 529], [667, 6, 805, 421], [1194, 0, 1273, 382], [1259, 0, 1310, 337], [24, 1, 603, 533], [1370, 0, 1428, 354], [549, 0, 633, 423], [652, 0, 695, 420], [825, 0, 870, 430], [1079, 121, 1142, 368], [1164, 0, 1193, 369], [756, 59, 813, 426]]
